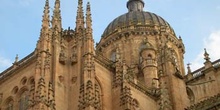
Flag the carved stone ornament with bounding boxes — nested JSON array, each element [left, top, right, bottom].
[[59, 49, 66, 65], [58, 75, 64, 83], [174, 68, 184, 79], [36, 54, 42, 69], [71, 47, 77, 65], [186, 93, 220, 110], [120, 86, 136, 110], [44, 54, 51, 69], [71, 76, 77, 84]]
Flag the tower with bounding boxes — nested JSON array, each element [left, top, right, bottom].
[[4, 0, 220, 110]]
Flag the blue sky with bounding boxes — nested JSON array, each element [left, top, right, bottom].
[[0, 0, 220, 73]]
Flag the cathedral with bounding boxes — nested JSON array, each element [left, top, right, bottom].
[[0, 0, 220, 110]]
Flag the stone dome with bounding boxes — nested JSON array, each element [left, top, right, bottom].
[[101, 0, 175, 38]]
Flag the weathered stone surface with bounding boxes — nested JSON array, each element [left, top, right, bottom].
[[0, 0, 220, 110]]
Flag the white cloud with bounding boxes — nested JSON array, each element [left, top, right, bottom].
[[0, 55, 12, 73], [204, 30, 220, 60], [190, 30, 220, 71]]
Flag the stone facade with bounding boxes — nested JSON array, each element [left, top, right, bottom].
[[0, 0, 220, 110]]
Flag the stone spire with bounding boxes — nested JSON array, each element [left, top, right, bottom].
[[83, 1, 95, 74], [41, 0, 50, 30], [52, 0, 62, 32], [127, 0, 145, 12], [78, 2, 102, 109], [76, 0, 85, 31], [30, 1, 55, 109], [86, 2, 92, 38], [36, 0, 50, 51], [85, 2, 94, 53]]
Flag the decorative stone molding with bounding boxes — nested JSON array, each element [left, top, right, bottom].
[[29, 78, 55, 110], [36, 53, 42, 69], [59, 49, 67, 65], [120, 86, 142, 110], [94, 52, 113, 70], [158, 71, 173, 110], [36, 77, 46, 103], [58, 75, 64, 83], [62, 27, 75, 42], [48, 82, 55, 109], [120, 86, 133, 109], [186, 93, 220, 110], [44, 53, 51, 69], [127, 79, 160, 99], [186, 59, 220, 82], [71, 47, 77, 65], [78, 80, 102, 110], [71, 76, 77, 84], [28, 80, 35, 107]]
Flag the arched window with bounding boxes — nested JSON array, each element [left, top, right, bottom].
[[110, 51, 116, 62], [19, 91, 29, 110], [186, 87, 195, 104], [6, 100, 13, 110]]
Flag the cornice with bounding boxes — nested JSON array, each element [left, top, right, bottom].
[[94, 52, 114, 71], [125, 77, 160, 100], [0, 52, 36, 84], [186, 59, 220, 83]]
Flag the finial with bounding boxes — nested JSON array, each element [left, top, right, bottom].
[[179, 35, 182, 40], [187, 63, 191, 74], [127, 0, 145, 12], [52, 0, 62, 31], [54, 0, 60, 10], [41, 0, 50, 28], [86, 1, 91, 11], [45, 0, 49, 7], [86, 1, 92, 35], [13, 54, 19, 66], [76, 0, 85, 30], [204, 48, 210, 61], [37, 0, 50, 52], [15, 54, 19, 63], [86, 2, 91, 22]]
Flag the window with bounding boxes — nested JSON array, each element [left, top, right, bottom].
[[110, 51, 116, 62], [6, 100, 13, 110], [20, 77, 27, 85], [19, 91, 29, 110], [186, 87, 195, 104]]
